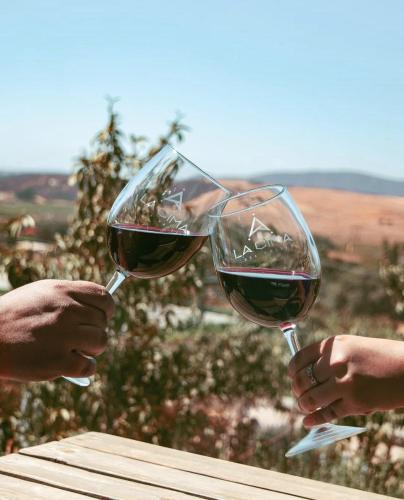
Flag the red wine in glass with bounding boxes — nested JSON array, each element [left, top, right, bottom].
[[217, 267, 320, 327], [107, 223, 206, 279]]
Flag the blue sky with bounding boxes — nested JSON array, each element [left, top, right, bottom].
[[1, 1, 404, 179]]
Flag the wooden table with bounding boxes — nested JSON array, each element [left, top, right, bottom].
[[0, 432, 393, 499]]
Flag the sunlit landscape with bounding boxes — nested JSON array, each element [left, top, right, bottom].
[[1, 2, 404, 497]]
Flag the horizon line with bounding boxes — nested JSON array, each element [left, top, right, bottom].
[[0, 167, 403, 183]]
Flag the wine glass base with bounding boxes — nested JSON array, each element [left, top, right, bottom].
[[62, 376, 91, 387], [285, 423, 367, 457]]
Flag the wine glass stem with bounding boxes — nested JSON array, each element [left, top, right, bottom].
[[280, 323, 301, 358], [106, 270, 127, 295]]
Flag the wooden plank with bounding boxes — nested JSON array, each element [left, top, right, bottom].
[[0, 471, 87, 499], [64, 432, 392, 500], [19, 440, 298, 500], [0, 454, 197, 500]]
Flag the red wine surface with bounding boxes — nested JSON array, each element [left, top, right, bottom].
[[107, 224, 206, 278], [217, 267, 320, 327]]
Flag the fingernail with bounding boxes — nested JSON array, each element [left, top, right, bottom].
[[299, 399, 312, 413], [303, 416, 315, 428], [297, 400, 306, 413]]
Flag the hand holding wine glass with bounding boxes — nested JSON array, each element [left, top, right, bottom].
[[0, 280, 114, 382], [209, 185, 366, 457], [64, 145, 230, 386], [288, 334, 404, 426]]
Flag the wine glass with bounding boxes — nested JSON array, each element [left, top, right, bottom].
[[64, 144, 230, 387], [209, 185, 366, 457]]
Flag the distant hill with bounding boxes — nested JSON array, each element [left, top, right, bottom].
[[222, 180, 404, 250], [1, 173, 404, 251], [0, 174, 75, 201], [1, 171, 404, 201], [250, 172, 404, 197]]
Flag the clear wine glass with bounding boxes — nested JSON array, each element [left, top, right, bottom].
[[64, 144, 230, 387], [209, 185, 366, 457]]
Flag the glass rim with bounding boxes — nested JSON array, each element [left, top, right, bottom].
[[161, 144, 232, 195], [208, 184, 287, 218]]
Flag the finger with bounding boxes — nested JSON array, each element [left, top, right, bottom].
[[68, 303, 107, 329], [303, 399, 346, 427], [288, 341, 323, 378], [298, 378, 341, 414], [67, 281, 115, 319], [292, 360, 327, 398], [61, 351, 97, 378], [288, 336, 335, 378], [70, 325, 108, 357], [315, 352, 348, 381]]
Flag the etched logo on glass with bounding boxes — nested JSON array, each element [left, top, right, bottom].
[[139, 189, 189, 233], [233, 215, 293, 260]]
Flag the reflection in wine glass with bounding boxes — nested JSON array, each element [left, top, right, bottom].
[[64, 145, 230, 387], [209, 185, 366, 457]]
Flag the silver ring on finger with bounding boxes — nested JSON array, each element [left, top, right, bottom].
[[306, 362, 319, 387]]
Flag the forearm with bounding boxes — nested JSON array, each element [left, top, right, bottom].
[[369, 339, 404, 411]]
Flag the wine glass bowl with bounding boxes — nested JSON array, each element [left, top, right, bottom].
[[106, 145, 230, 282], [210, 185, 321, 328]]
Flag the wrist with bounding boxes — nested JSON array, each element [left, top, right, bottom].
[[395, 344, 404, 409], [0, 324, 12, 380], [379, 339, 404, 411]]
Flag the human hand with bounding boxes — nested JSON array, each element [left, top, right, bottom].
[[0, 280, 114, 382], [288, 335, 404, 427]]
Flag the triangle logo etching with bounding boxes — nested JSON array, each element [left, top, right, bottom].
[[233, 216, 292, 260], [140, 190, 188, 233], [163, 191, 183, 210], [248, 216, 272, 239]]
